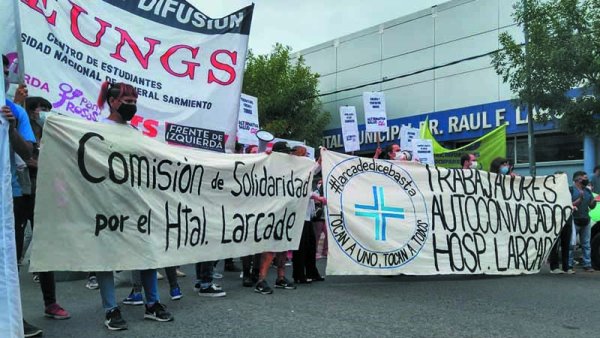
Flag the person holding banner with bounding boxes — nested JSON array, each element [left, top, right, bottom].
[[291, 146, 326, 284], [94, 81, 173, 330], [3, 53, 45, 338], [254, 142, 297, 294], [568, 171, 597, 273], [461, 153, 478, 170]]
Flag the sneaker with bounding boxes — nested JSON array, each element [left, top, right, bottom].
[[285, 260, 292, 267], [194, 282, 222, 292], [170, 287, 183, 300], [176, 268, 186, 277], [199, 283, 226, 297], [157, 271, 164, 280], [104, 308, 127, 331], [44, 303, 71, 319], [144, 302, 174, 322], [254, 280, 273, 294], [85, 276, 99, 290], [213, 272, 223, 279], [275, 277, 296, 289], [566, 268, 576, 274], [23, 320, 43, 337], [123, 290, 144, 305], [583, 267, 595, 272], [32, 273, 39, 283], [550, 269, 564, 274]]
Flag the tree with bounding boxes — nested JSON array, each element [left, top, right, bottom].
[[242, 43, 330, 146], [492, 0, 600, 136]]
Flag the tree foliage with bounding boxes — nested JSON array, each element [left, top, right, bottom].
[[242, 43, 330, 146], [492, 0, 600, 136]]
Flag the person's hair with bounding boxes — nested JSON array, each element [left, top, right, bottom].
[[25, 96, 52, 115], [460, 153, 472, 167], [2, 54, 8, 67], [573, 170, 587, 181], [489, 157, 509, 174], [235, 142, 243, 153], [292, 146, 307, 157], [594, 165, 600, 173], [380, 144, 396, 160], [245, 144, 258, 154], [97, 81, 138, 109]]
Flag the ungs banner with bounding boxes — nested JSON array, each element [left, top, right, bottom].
[[322, 151, 572, 275], [18, 0, 253, 152], [30, 115, 314, 272]]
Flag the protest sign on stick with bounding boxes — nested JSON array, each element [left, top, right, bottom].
[[340, 106, 360, 153], [237, 94, 260, 146], [363, 92, 387, 133]]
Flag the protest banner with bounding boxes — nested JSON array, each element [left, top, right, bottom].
[[340, 106, 360, 153], [363, 92, 387, 132], [322, 151, 572, 275], [17, 0, 253, 152], [0, 72, 24, 337], [237, 94, 259, 146], [420, 119, 506, 171], [29, 115, 314, 272]]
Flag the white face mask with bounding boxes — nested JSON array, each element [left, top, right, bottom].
[[470, 161, 478, 169]]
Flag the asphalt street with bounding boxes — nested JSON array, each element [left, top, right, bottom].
[[19, 260, 600, 338]]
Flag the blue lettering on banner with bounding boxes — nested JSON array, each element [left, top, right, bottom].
[[323, 99, 558, 151]]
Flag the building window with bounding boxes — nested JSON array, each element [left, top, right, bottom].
[[512, 133, 583, 163]]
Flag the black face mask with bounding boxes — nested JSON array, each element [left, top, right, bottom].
[[116, 102, 137, 121], [580, 179, 589, 186]]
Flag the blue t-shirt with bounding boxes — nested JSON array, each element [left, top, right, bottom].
[[6, 99, 36, 197]]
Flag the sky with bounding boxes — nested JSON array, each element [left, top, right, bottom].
[[192, 0, 450, 55]]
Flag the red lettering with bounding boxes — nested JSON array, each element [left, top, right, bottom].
[[208, 50, 237, 86], [21, 0, 57, 25], [69, 2, 111, 47], [143, 119, 159, 138], [130, 115, 143, 129], [159, 45, 200, 79], [110, 27, 160, 70]]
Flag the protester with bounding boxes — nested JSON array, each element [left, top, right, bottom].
[[241, 144, 262, 287], [549, 171, 573, 274], [568, 171, 597, 273], [254, 141, 297, 294], [194, 261, 226, 297], [591, 165, 600, 194], [95, 81, 173, 330], [461, 153, 478, 169], [489, 157, 513, 175], [291, 146, 326, 284], [312, 179, 328, 259], [3, 54, 46, 337]]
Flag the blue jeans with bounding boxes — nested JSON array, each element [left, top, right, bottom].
[[195, 261, 215, 289], [97, 269, 159, 312], [569, 222, 592, 268]]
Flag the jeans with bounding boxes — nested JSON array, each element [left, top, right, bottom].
[[97, 269, 159, 312], [569, 222, 592, 268], [195, 261, 215, 289]]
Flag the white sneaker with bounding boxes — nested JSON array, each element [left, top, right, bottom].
[[176, 269, 186, 277], [213, 272, 223, 279], [157, 272, 164, 280], [566, 269, 576, 274], [550, 269, 564, 274]]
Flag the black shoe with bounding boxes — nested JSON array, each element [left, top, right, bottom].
[[224, 262, 241, 272], [144, 302, 174, 322], [104, 308, 127, 331], [275, 277, 296, 290], [23, 320, 43, 337], [243, 275, 255, 287], [294, 278, 312, 284], [254, 280, 273, 294]]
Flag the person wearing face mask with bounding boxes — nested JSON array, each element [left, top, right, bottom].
[[567, 171, 598, 273], [94, 81, 173, 330], [460, 153, 478, 170], [489, 157, 514, 176]]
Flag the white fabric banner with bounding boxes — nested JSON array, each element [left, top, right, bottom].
[[412, 139, 435, 166], [30, 115, 314, 272], [0, 72, 24, 337], [237, 94, 259, 145], [322, 151, 572, 275], [340, 106, 360, 153], [18, 0, 253, 152], [400, 125, 419, 152], [363, 92, 387, 132]]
